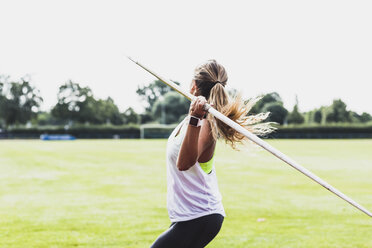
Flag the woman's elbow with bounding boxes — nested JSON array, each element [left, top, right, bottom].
[[177, 161, 196, 171], [177, 165, 189, 171]]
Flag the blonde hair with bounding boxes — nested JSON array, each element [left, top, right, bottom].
[[193, 59, 275, 149]]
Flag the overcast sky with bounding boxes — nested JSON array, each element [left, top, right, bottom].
[[1, 0, 371, 114]]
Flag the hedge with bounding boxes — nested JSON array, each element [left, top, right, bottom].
[[0, 125, 140, 139], [1, 124, 372, 139], [271, 124, 372, 139]]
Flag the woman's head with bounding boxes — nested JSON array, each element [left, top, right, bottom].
[[191, 60, 230, 120], [191, 59, 275, 149], [191, 59, 228, 100]]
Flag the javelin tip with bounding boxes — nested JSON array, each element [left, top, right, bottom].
[[126, 56, 135, 63]]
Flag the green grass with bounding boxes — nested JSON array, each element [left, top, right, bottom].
[[0, 139, 371, 247]]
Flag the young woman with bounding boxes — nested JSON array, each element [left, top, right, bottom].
[[151, 60, 273, 248]]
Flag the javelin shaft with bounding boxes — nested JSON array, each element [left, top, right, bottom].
[[209, 108, 372, 217], [128, 57, 372, 218], [128, 57, 194, 101]]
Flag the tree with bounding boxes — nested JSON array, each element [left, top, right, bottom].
[[152, 91, 189, 124], [313, 109, 322, 124], [250, 92, 288, 124], [0, 78, 5, 127], [138, 112, 154, 124], [360, 112, 372, 123], [123, 107, 138, 124], [51, 81, 124, 125], [326, 99, 351, 123], [136, 80, 180, 112], [227, 88, 238, 98], [350, 111, 372, 123], [136, 80, 182, 124], [0, 76, 43, 127], [33, 111, 63, 126], [93, 97, 124, 125], [262, 102, 288, 125], [287, 96, 304, 124], [51, 81, 93, 123], [251, 92, 282, 114]]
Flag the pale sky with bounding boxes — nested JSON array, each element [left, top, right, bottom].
[[1, 0, 371, 114]]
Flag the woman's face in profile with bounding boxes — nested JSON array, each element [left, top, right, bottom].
[[189, 80, 198, 96]]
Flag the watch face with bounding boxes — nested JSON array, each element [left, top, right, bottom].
[[189, 116, 199, 126]]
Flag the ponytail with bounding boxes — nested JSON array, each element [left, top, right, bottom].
[[194, 59, 275, 149], [207, 84, 275, 149]]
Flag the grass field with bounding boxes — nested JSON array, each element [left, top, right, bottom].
[[0, 139, 371, 248]]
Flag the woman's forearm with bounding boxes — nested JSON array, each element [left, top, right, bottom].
[[176, 96, 209, 171], [176, 124, 201, 171]]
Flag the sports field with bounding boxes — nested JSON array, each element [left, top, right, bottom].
[[0, 139, 371, 247]]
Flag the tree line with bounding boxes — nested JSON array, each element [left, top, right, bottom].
[[0, 75, 371, 129], [135, 80, 372, 126]]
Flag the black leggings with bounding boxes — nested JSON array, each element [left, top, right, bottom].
[[151, 214, 224, 248]]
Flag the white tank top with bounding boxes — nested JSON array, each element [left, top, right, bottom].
[[166, 116, 226, 222]]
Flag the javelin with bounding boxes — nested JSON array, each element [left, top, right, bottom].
[[127, 56, 372, 218]]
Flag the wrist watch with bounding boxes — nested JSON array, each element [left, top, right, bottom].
[[189, 115, 203, 127]]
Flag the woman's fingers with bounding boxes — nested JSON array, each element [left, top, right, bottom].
[[190, 96, 207, 118], [196, 97, 205, 111]]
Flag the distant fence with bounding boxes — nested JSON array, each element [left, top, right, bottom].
[[1, 124, 372, 139], [0, 126, 140, 139], [270, 125, 372, 139]]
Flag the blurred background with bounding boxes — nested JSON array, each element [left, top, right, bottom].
[[1, 0, 371, 139], [1, 1, 372, 248]]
